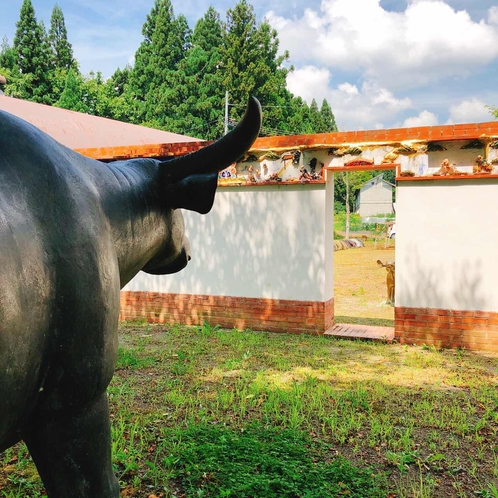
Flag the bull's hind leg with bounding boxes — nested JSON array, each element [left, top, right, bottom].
[[23, 392, 119, 498]]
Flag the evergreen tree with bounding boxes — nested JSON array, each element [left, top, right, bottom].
[[56, 68, 86, 112], [163, 7, 225, 138], [219, 0, 292, 137], [144, 11, 191, 125], [286, 97, 311, 135], [49, 4, 74, 70], [38, 20, 55, 103], [14, 0, 43, 75], [192, 6, 223, 52], [128, 0, 191, 126], [307, 98, 325, 133], [320, 98, 337, 132], [127, 0, 162, 121], [0, 36, 16, 70], [103, 66, 134, 121], [109, 65, 131, 97], [13, 0, 52, 102]]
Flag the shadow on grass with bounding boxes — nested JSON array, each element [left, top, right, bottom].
[[335, 315, 394, 327]]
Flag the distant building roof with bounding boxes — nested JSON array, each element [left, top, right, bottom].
[[360, 173, 395, 190], [0, 95, 206, 160]]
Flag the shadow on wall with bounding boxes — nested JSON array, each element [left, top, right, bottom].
[[127, 185, 327, 301], [398, 246, 488, 312]]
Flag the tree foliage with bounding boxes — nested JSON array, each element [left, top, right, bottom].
[[13, 0, 52, 103], [0, 36, 16, 70], [56, 68, 85, 111], [49, 4, 74, 70]]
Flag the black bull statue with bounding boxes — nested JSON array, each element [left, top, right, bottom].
[[0, 97, 262, 496]]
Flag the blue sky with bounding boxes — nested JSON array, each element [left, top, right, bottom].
[[2, 0, 498, 131]]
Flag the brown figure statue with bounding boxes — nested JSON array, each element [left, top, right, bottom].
[[0, 97, 262, 497], [377, 260, 395, 305]]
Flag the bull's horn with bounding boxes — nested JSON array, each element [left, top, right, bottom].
[[160, 96, 262, 183]]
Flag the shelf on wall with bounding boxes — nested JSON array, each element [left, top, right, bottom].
[[396, 174, 498, 182]]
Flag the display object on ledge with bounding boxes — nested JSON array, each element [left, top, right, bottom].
[[433, 158, 467, 176], [473, 155, 493, 174]]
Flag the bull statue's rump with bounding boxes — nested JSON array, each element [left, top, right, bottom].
[[0, 97, 261, 497]]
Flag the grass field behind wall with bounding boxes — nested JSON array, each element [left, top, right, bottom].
[[1, 244, 498, 498], [334, 239, 395, 325]]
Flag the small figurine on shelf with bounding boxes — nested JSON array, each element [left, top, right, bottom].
[[299, 165, 313, 182], [433, 158, 465, 176], [309, 158, 324, 180], [473, 155, 493, 174], [248, 165, 257, 183], [399, 170, 415, 177]]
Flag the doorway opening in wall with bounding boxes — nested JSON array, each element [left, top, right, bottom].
[[330, 165, 397, 337]]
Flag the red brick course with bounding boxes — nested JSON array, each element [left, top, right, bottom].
[[395, 307, 498, 351], [120, 291, 334, 335]]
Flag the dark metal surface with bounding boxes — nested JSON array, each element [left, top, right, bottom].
[[0, 97, 261, 497]]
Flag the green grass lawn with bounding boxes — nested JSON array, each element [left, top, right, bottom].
[[2, 323, 498, 497]]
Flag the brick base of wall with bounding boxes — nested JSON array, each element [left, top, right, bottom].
[[120, 291, 334, 335], [395, 307, 498, 351]]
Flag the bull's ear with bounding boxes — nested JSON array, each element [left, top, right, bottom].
[[165, 172, 219, 214]]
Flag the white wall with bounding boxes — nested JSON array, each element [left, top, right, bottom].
[[124, 182, 334, 303], [396, 179, 498, 311]]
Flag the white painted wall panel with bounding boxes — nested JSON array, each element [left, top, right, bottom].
[[124, 183, 334, 302], [396, 179, 498, 311]]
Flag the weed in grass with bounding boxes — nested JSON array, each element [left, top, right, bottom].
[[170, 349, 193, 377], [116, 346, 157, 370], [395, 467, 439, 498], [484, 482, 498, 498], [112, 416, 147, 480], [200, 321, 221, 337], [386, 450, 420, 473]]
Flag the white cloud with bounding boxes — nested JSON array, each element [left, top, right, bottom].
[[338, 83, 359, 95], [403, 110, 439, 127], [267, 0, 498, 90], [447, 98, 492, 123], [489, 6, 498, 24], [287, 66, 413, 129], [287, 66, 331, 102]]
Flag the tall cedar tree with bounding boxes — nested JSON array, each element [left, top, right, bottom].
[[164, 7, 225, 138], [49, 4, 74, 70], [144, 12, 191, 126], [13, 0, 52, 103], [307, 98, 324, 133], [127, 0, 163, 122], [129, 0, 191, 126], [38, 20, 55, 102], [320, 99, 337, 132], [56, 67, 86, 112], [219, 0, 293, 137]]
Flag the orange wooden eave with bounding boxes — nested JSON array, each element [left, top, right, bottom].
[[75, 121, 498, 161]]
